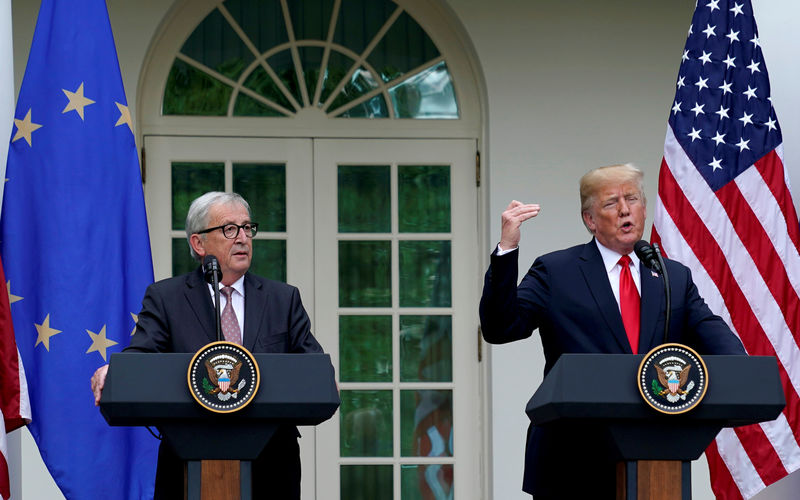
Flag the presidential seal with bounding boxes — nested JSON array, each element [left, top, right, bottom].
[[637, 343, 708, 415], [187, 341, 260, 413]]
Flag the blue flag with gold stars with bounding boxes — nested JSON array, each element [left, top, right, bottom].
[[1, 0, 158, 498]]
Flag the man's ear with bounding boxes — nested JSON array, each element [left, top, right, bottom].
[[582, 210, 596, 232], [189, 233, 206, 258]]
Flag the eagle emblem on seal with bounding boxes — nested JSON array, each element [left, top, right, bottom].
[[654, 364, 695, 403], [203, 354, 247, 401]]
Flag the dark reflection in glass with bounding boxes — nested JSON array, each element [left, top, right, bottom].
[[399, 165, 450, 233], [164, 60, 232, 116], [225, 0, 288, 54], [180, 8, 253, 81], [339, 241, 391, 307], [389, 61, 459, 119], [172, 162, 224, 230], [340, 315, 392, 382], [333, 0, 395, 56], [233, 163, 286, 232], [367, 11, 440, 83], [250, 239, 286, 283], [172, 238, 196, 277], [340, 390, 392, 457], [399, 241, 451, 307], [240, 65, 294, 114], [341, 464, 393, 500], [338, 165, 390, 233], [400, 390, 453, 457], [401, 464, 454, 500], [287, 0, 334, 42], [400, 316, 452, 382], [329, 67, 381, 113], [267, 50, 303, 106]]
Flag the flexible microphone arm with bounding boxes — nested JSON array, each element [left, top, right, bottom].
[[653, 243, 671, 344], [203, 255, 223, 342]]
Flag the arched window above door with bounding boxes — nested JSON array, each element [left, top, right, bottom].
[[163, 0, 459, 119]]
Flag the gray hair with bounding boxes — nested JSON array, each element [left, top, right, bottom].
[[185, 192, 252, 262], [579, 164, 645, 232]]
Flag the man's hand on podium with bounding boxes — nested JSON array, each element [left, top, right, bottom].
[[91, 364, 109, 406]]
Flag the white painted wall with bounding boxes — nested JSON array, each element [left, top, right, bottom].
[[7, 0, 799, 498]]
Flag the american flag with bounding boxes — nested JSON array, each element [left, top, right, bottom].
[[652, 1, 800, 498]]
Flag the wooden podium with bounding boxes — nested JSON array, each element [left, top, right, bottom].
[[526, 354, 785, 500], [100, 352, 340, 500]]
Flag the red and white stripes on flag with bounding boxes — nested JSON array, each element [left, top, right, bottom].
[[0, 255, 30, 500], [652, 1, 800, 497], [653, 132, 800, 499]]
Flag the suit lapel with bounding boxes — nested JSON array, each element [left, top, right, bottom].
[[184, 268, 217, 344], [578, 240, 633, 353], [639, 263, 664, 352], [243, 273, 266, 351]]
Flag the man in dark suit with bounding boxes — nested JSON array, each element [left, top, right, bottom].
[[479, 164, 745, 499], [91, 191, 323, 499]]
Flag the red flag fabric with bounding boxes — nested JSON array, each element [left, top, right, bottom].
[[653, 1, 800, 498], [0, 255, 30, 500]]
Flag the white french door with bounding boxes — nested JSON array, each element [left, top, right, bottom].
[[143, 136, 481, 499]]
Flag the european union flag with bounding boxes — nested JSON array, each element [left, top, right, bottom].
[[1, 0, 158, 498]]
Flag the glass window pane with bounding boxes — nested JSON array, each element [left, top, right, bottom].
[[400, 315, 452, 382], [367, 11, 440, 83], [240, 65, 294, 113], [233, 163, 286, 232], [398, 165, 450, 233], [339, 241, 391, 307], [250, 239, 286, 282], [329, 67, 381, 114], [338, 165, 390, 233], [225, 0, 288, 53], [171, 162, 225, 230], [389, 61, 459, 119], [299, 46, 324, 100], [180, 7, 253, 81], [318, 51, 354, 105], [267, 50, 302, 107], [233, 92, 286, 117], [288, 0, 335, 41], [401, 464, 454, 500], [172, 238, 197, 277], [334, 94, 389, 119], [400, 390, 453, 457], [341, 465, 392, 500], [333, 0, 396, 56], [340, 315, 392, 382], [164, 60, 233, 116], [340, 390, 392, 457], [399, 241, 451, 307]]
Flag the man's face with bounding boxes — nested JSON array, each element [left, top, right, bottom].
[[191, 202, 253, 285], [582, 181, 646, 255]]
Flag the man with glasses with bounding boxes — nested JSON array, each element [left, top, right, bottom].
[[90, 191, 323, 499]]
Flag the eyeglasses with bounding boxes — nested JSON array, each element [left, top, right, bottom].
[[196, 222, 259, 239]]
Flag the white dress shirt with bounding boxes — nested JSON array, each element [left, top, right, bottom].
[[206, 275, 245, 334]]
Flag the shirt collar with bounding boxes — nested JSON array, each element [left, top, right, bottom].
[[206, 274, 246, 297], [594, 238, 641, 274]]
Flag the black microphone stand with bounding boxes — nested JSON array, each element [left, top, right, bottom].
[[653, 243, 671, 344], [211, 271, 222, 342]]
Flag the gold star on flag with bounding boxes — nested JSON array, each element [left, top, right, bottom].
[[6, 281, 22, 304], [62, 82, 95, 120], [130, 312, 138, 336], [12, 109, 42, 147], [86, 325, 118, 361], [35, 314, 62, 351], [115, 102, 133, 132]]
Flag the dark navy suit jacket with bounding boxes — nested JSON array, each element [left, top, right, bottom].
[[479, 240, 745, 497], [125, 267, 324, 499]]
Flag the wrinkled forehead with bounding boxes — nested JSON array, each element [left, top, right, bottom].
[[208, 202, 250, 224]]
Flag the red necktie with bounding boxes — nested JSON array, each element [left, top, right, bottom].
[[618, 255, 640, 354], [220, 286, 242, 345]]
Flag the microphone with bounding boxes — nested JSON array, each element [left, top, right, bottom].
[[202, 255, 222, 284], [634, 240, 662, 274], [202, 255, 223, 342]]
